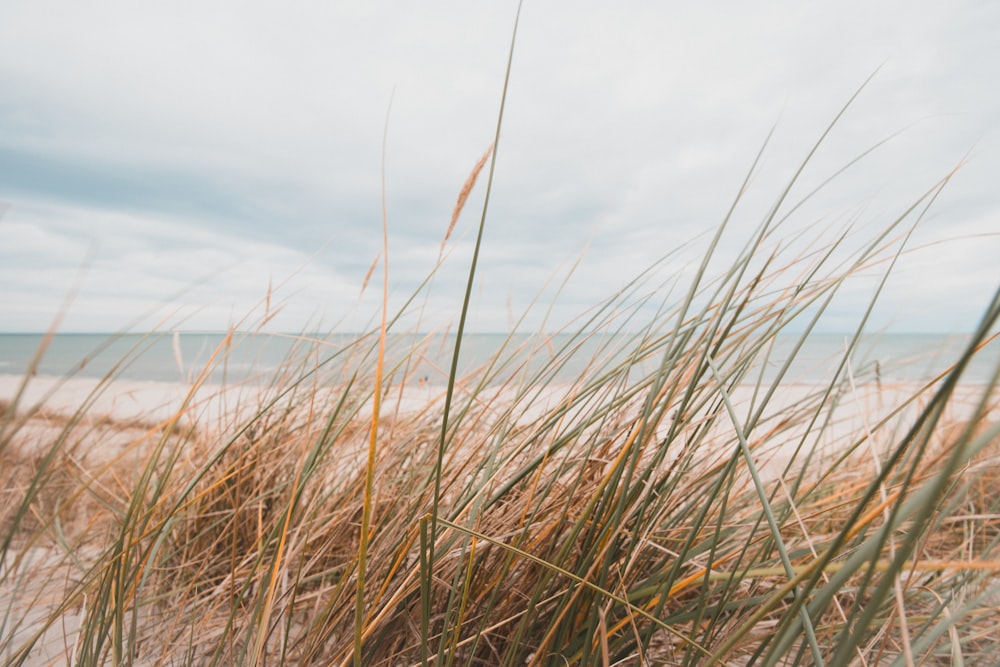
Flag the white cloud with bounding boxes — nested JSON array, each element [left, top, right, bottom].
[[1, 1, 998, 333], [0, 200, 373, 331]]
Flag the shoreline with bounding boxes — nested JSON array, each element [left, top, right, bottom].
[[3, 372, 996, 425], [3, 373, 996, 476]]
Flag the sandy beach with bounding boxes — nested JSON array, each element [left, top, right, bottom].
[[3, 372, 996, 472]]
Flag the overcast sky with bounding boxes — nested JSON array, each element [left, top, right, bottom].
[[1, 1, 998, 334]]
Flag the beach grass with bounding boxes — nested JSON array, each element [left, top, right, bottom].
[[3, 184, 999, 667], [3, 286, 999, 667], [4, 16, 1000, 667]]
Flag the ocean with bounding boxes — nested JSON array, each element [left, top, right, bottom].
[[0, 332, 997, 387]]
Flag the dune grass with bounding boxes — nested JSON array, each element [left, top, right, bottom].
[[3, 269, 999, 667], [3, 182, 999, 667], [3, 14, 1000, 667]]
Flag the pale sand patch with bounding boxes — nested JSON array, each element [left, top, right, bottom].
[[1, 547, 91, 667], [3, 373, 994, 496], [723, 381, 999, 479], [0, 374, 456, 430], [0, 373, 251, 427]]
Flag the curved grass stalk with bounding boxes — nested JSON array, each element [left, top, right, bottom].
[[352, 88, 394, 667], [423, 3, 523, 664], [706, 357, 825, 666]]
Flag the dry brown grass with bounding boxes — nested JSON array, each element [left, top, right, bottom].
[[3, 356, 998, 665]]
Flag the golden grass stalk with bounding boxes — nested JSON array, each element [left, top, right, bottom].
[[360, 251, 380, 296], [354, 95, 394, 666], [440, 142, 495, 255]]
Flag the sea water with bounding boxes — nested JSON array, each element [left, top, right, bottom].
[[0, 331, 996, 387]]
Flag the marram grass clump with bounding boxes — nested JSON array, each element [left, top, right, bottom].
[[2, 222, 999, 666], [3, 25, 1000, 666]]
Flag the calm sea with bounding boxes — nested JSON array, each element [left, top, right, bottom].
[[0, 332, 996, 387]]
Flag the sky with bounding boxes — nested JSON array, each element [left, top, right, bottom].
[[1, 1, 998, 334]]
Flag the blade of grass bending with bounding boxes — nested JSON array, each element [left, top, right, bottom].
[[685, 74, 881, 419], [828, 291, 1000, 665], [766, 170, 961, 497], [705, 357, 825, 666], [760, 167, 974, 664], [354, 90, 394, 666], [766, 289, 1000, 665], [426, 1, 522, 661], [637, 131, 783, 630], [897, 580, 1000, 667], [845, 343, 914, 665]]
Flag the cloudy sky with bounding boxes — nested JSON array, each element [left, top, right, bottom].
[[1, 1, 998, 334]]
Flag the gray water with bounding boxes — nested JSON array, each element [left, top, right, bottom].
[[0, 331, 996, 387]]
